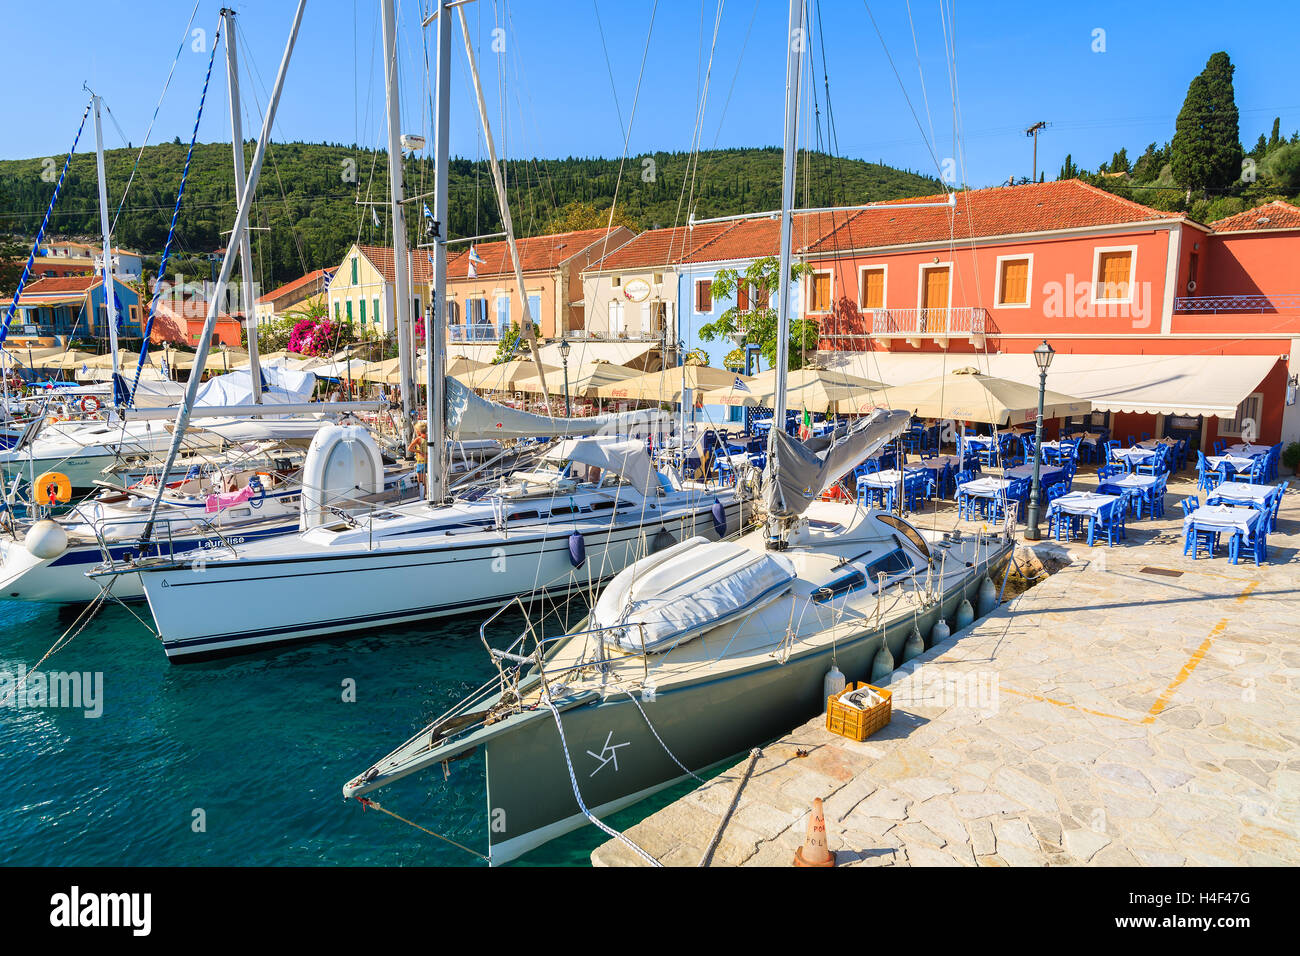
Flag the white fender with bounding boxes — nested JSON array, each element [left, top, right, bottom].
[[300, 425, 384, 530]]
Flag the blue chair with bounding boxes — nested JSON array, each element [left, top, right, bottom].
[[1229, 522, 1267, 566], [1179, 495, 1200, 518], [1149, 474, 1168, 519], [1091, 499, 1126, 546], [1231, 457, 1267, 484], [1267, 482, 1286, 533], [714, 458, 737, 486], [1212, 439, 1226, 457], [1196, 451, 1221, 492]]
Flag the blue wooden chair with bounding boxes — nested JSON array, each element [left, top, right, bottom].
[[1229, 523, 1267, 566], [1267, 482, 1286, 533], [1090, 499, 1126, 546], [1149, 474, 1168, 519], [1212, 439, 1226, 456], [1230, 457, 1267, 484], [1196, 451, 1220, 492]]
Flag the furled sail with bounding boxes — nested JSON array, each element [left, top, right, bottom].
[[762, 407, 911, 519], [446, 376, 672, 440]]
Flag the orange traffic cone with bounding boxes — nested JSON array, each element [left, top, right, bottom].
[[793, 797, 836, 867]]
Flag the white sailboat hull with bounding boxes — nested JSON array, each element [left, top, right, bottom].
[[139, 497, 746, 662]]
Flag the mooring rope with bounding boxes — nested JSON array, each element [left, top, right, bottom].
[[623, 688, 703, 783], [698, 747, 762, 868], [543, 696, 662, 867], [353, 796, 489, 862]]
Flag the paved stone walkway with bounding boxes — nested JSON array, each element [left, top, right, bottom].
[[593, 473, 1300, 866]]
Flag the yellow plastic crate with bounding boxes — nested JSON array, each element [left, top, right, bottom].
[[826, 682, 892, 741]]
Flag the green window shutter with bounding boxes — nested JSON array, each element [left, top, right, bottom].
[[346, 300, 353, 321], [360, 299, 367, 324], [373, 298, 379, 326], [334, 301, 340, 321], [351, 257, 358, 284]]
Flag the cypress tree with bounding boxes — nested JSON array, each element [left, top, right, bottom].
[[1269, 117, 1281, 149], [1169, 52, 1243, 197]]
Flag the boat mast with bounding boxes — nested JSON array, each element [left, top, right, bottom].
[[91, 93, 123, 404], [426, 1, 452, 504], [136, 0, 307, 553], [765, 0, 804, 545], [220, 7, 262, 403], [381, 0, 416, 445], [772, 0, 804, 434], [455, 5, 552, 405]]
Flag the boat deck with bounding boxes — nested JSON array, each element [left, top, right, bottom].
[[592, 472, 1300, 866], [539, 508, 1002, 698]]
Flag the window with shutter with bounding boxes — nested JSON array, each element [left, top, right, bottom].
[[695, 279, 712, 313], [859, 267, 885, 309], [811, 271, 832, 312], [755, 286, 770, 309], [736, 282, 750, 311], [1095, 250, 1133, 301], [997, 257, 1030, 306]]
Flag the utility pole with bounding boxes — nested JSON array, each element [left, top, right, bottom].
[[1025, 121, 1049, 183]]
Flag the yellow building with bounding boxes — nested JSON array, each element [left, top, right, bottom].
[[326, 244, 431, 336]]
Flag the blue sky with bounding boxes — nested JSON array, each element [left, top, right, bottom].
[[2, 0, 1297, 191]]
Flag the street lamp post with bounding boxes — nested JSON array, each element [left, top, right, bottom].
[[1024, 339, 1055, 541], [559, 337, 571, 417]]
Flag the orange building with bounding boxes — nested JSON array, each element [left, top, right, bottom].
[[803, 181, 1300, 450]]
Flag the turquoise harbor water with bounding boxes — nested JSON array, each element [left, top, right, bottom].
[[0, 597, 701, 867]]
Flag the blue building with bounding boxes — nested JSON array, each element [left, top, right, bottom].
[[0, 275, 142, 346]]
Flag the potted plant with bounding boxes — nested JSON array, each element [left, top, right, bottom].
[[1282, 441, 1300, 476]]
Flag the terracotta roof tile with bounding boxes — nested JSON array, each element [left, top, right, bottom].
[[445, 227, 624, 280], [258, 267, 337, 304], [585, 222, 741, 272], [805, 179, 1177, 253], [678, 211, 851, 263], [1210, 200, 1300, 233]]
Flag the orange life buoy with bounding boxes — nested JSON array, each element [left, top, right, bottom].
[[81, 395, 102, 414], [35, 471, 72, 505]]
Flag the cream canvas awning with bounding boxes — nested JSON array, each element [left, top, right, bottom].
[[819, 352, 1281, 419]]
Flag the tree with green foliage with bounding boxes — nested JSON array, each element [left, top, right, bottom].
[[1269, 117, 1281, 150], [1263, 144, 1300, 191], [699, 256, 818, 371], [493, 322, 528, 363], [1058, 154, 1079, 179], [1170, 52, 1243, 198]]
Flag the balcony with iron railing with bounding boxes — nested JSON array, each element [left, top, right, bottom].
[[868, 306, 989, 338], [447, 323, 504, 343], [1173, 293, 1300, 314]]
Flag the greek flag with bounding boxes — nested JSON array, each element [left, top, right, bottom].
[[371, 206, 381, 229], [422, 203, 436, 236], [161, 357, 170, 378], [467, 243, 484, 279], [733, 376, 750, 392]]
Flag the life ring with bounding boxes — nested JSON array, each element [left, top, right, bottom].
[[35, 471, 72, 505], [81, 395, 102, 414]]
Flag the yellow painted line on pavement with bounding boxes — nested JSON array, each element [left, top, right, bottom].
[[1000, 686, 1136, 723], [1142, 577, 1257, 723]]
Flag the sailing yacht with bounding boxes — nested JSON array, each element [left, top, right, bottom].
[[93, 0, 747, 663], [114, 420, 746, 660], [340, 0, 1013, 865]]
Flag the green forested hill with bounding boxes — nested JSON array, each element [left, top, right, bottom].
[[0, 143, 942, 289]]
